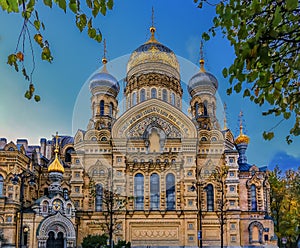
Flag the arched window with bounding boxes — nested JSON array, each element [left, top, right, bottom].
[[42, 201, 49, 212], [166, 173, 175, 210], [65, 147, 74, 163], [134, 173, 144, 210], [171, 93, 175, 105], [195, 102, 199, 117], [95, 184, 103, 212], [109, 102, 113, 117], [100, 100, 105, 116], [150, 173, 160, 210], [23, 226, 29, 247], [162, 89, 167, 102], [151, 88, 157, 98], [132, 92, 137, 105], [66, 203, 72, 215], [203, 100, 208, 116], [206, 184, 214, 211], [0, 175, 3, 196], [251, 184, 257, 211], [140, 89, 146, 102], [63, 188, 69, 200]]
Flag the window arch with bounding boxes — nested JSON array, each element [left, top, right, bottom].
[[100, 100, 105, 116], [132, 92, 137, 105], [66, 203, 72, 215], [65, 147, 74, 163], [166, 173, 175, 210], [206, 184, 214, 211], [63, 188, 69, 200], [162, 89, 167, 102], [0, 175, 3, 196], [42, 201, 49, 212], [251, 184, 257, 211], [134, 173, 144, 210], [95, 184, 103, 212], [171, 93, 175, 105], [109, 102, 113, 117], [140, 89, 146, 102], [150, 173, 160, 210], [203, 100, 208, 116], [151, 88, 157, 98]]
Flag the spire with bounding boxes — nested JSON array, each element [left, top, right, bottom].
[[147, 6, 158, 43], [101, 39, 108, 73], [235, 111, 250, 145], [54, 132, 59, 159], [199, 40, 205, 72], [223, 103, 228, 130]]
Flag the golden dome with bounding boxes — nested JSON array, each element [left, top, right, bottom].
[[126, 26, 180, 77], [235, 125, 250, 145], [48, 134, 65, 173]]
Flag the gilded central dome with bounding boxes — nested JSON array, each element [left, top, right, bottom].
[[127, 27, 180, 79]]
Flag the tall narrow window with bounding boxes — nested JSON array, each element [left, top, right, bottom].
[[65, 147, 74, 163], [166, 173, 175, 210], [171, 93, 175, 105], [150, 173, 160, 210], [195, 102, 199, 117], [207, 184, 214, 211], [100, 100, 105, 116], [134, 173, 144, 210], [95, 184, 103, 212], [109, 102, 113, 117], [0, 175, 3, 196], [63, 188, 69, 200], [203, 100, 208, 116], [251, 184, 257, 211], [151, 88, 157, 98], [132, 92, 137, 105], [140, 89, 146, 102], [162, 89, 167, 102]]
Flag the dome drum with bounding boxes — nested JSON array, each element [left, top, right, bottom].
[[89, 72, 120, 95]]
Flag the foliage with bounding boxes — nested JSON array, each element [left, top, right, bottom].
[[81, 234, 108, 248], [114, 240, 131, 248], [1, 0, 113, 100], [196, 0, 300, 141], [269, 166, 300, 247]]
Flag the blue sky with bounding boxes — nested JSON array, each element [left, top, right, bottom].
[[0, 0, 299, 169]]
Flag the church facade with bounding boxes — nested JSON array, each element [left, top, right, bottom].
[[0, 25, 278, 248]]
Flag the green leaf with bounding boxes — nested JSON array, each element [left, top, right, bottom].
[[94, 32, 102, 42], [243, 89, 250, 97], [24, 90, 32, 100], [6, 0, 19, 12], [202, 32, 210, 41], [283, 112, 291, 119], [286, 0, 298, 10], [100, 4, 106, 15], [88, 27, 96, 38], [22, 67, 30, 81], [34, 95, 41, 102], [76, 14, 87, 32], [272, 6, 281, 26], [226, 87, 232, 95], [0, 0, 9, 11], [34, 20, 40, 30], [69, 0, 78, 13], [263, 131, 274, 140], [41, 46, 53, 62], [86, 0, 92, 8], [234, 82, 242, 93], [222, 67, 228, 78], [43, 0, 52, 8], [7, 54, 18, 71], [107, 0, 113, 9], [55, 0, 66, 12]]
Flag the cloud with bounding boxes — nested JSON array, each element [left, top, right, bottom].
[[269, 151, 300, 171]]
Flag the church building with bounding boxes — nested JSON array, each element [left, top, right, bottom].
[[0, 22, 277, 248]]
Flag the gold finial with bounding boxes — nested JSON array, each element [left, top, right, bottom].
[[199, 40, 205, 72], [54, 132, 59, 158], [148, 6, 157, 43], [101, 39, 108, 72], [48, 132, 65, 173], [223, 103, 228, 130], [235, 111, 250, 144]]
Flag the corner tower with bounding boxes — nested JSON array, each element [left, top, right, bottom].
[[188, 42, 219, 130], [88, 40, 120, 131], [125, 20, 182, 110]]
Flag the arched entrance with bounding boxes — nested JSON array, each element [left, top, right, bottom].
[[46, 231, 64, 248], [37, 212, 76, 248]]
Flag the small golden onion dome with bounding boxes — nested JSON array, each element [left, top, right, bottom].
[[235, 125, 250, 144], [48, 142, 64, 173]]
